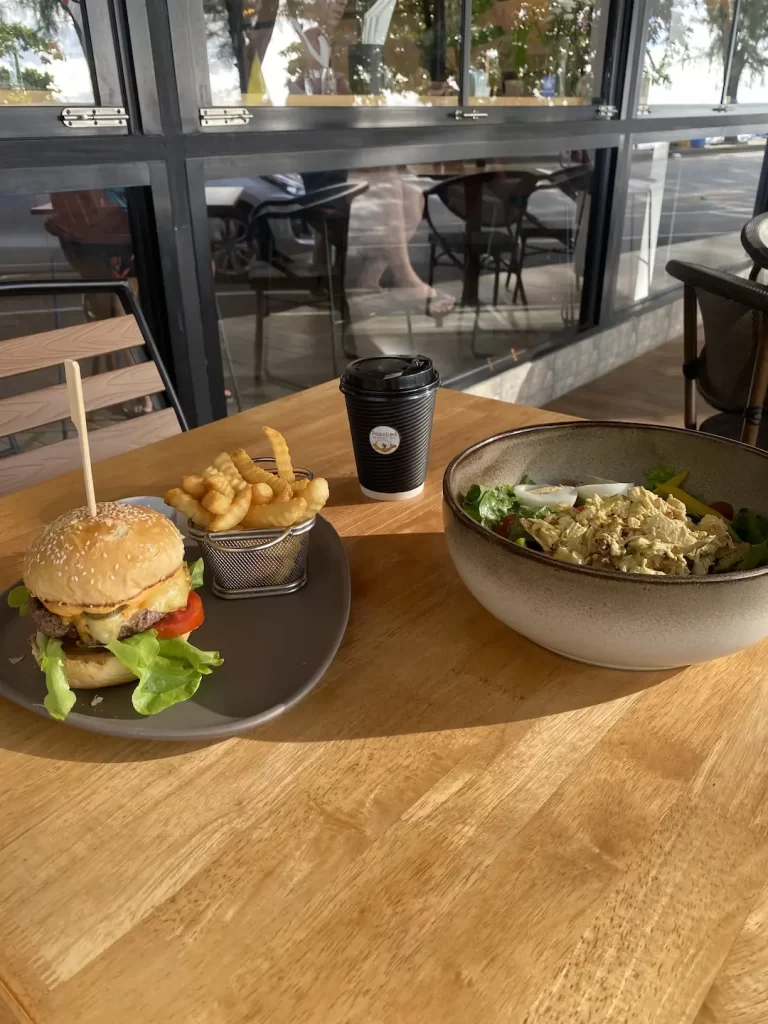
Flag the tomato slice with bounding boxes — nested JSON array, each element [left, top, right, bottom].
[[154, 591, 204, 639], [709, 501, 734, 520], [494, 513, 518, 538]]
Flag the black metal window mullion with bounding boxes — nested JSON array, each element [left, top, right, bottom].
[[579, 147, 618, 329], [622, 0, 652, 118], [458, 0, 472, 108], [85, 0, 124, 107], [720, 0, 743, 107]]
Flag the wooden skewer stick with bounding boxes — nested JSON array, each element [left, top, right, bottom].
[[64, 359, 97, 517]]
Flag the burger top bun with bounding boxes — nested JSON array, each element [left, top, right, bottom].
[[24, 502, 185, 609]]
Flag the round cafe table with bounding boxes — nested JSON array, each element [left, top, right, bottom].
[[741, 210, 768, 279]]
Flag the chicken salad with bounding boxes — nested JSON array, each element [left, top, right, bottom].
[[460, 467, 768, 577]]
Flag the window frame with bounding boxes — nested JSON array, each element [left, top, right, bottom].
[[0, 0, 135, 139], [167, 0, 619, 135]]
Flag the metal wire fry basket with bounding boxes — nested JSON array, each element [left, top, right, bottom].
[[188, 460, 315, 599]]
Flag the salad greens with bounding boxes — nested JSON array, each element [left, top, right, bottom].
[[107, 631, 223, 716], [460, 481, 556, 546], [188, 558, 205, 590], [36, 632, 77, 722], [731, 508, 768, 569], [7, 585, 29, 616], [8, 559, 222, 721], [644, 465, 678, 491]]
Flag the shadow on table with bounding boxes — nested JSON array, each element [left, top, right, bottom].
[[249, 531, 680, 743], [0, 710, 218, 763]]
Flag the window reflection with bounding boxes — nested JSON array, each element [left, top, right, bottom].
[[470, 0, 601, 106], [727, 0, 768, 104], [204, 0, 606, 107], [640, 0, 731, 108], [204, 0, 461, 106], [0, 0, 95, 105], [207, 153, 595, 410], [616, 137, 764, 307]]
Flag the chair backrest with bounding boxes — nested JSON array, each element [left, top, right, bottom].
[[666, 259, 768, 446], [741, 211, 768, 281], [0, 285, 185, 495], [534, 164, 593, 203], [429, 171, 539, 230], [254, 180, 369, 266]]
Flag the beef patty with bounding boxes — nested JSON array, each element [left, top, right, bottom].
[[29, 596, 167, 645]]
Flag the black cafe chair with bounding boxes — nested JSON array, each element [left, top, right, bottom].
[[741, 210, 768, 282], [247, 181, 369, 389], [424, 171, 540, 308], [666, 259, 768, 449], [513, 163, 593, 291]]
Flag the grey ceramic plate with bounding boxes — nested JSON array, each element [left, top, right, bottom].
[[0, 515, 350, 741]]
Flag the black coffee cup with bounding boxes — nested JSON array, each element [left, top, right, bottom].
[[340, 355, 440, 501]]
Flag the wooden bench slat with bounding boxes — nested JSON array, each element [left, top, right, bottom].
[[0, 362, 164, 437], [0, 407, 180, 496], [0, 319, 144, 380]]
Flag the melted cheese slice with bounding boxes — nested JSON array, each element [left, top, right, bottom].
[[41, 566, 190, 645]]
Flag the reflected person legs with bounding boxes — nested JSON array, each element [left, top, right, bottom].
[[354, 169, 454, 317]]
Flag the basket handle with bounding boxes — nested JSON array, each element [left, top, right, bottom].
[[204, 525, 293, 553]]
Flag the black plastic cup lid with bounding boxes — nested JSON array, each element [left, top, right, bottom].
[[340, 355, 439, 394]]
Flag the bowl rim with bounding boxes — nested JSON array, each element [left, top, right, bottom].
[[443, 419, 768, 586]]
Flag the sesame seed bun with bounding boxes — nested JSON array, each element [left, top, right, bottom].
[[31, 631, 191, 689], [23, 502, 185, 610]]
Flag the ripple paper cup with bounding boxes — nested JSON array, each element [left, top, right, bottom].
[[340, 355, 440, 501]]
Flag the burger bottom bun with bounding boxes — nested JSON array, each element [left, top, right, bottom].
[[31, 632, 191, 690]]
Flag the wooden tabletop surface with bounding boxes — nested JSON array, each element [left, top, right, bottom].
[[1, 383, 767, 1024]]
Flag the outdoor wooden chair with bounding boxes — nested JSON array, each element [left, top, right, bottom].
[[666, 260, 768, 449], [0, 280, 187, 496]]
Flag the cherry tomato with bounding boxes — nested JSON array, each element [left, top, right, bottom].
[[710, 501, 734, 520], [495, 513, 518, 538], [154, 591, 204, 639]]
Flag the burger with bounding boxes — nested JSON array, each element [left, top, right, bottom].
[[15, 502, 222, 720]]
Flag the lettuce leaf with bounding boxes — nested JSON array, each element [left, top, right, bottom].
[[187, 558, 205, 590], [7, 585, 30, 616], [36, 633, 76, 722], [461, 484, 518, 527], [107, 630, 223, 716], [732, 508, 768, 545], [645, 465, 677, 491], [737, 538, 768, 570]]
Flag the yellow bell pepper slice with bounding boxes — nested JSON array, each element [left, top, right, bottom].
[[654, 470, 688, 492], [656, 473, 727, 521]]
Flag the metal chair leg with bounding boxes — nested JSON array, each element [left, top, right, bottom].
[[742, 312, 768, 447], [254, 289, 266, 381], [215, 293, 243, 412]]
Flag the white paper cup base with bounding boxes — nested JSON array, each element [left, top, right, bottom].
[[360, 483, 425, 502]]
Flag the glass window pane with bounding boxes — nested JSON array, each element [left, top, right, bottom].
[[640, 0, 731, 108], [0, 186, 167, 459], [207, 151, 601, 410], [726, 0, 768, 104], [203, 0, 461, 107], [0, 0, 95, 105], [469, 0, 603, 107], [615, 136, 764, 308]]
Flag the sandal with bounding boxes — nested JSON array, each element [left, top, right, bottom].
[[426, 291, 456, 323]]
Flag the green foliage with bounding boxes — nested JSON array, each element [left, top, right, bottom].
[[644, 0, 691, 88], [0, 2, 63, 96]]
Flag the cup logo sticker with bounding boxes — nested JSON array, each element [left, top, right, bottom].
[[369, 425, 401, 455]]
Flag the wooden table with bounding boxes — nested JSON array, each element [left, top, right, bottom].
[[1, 383, 766, 1024]]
